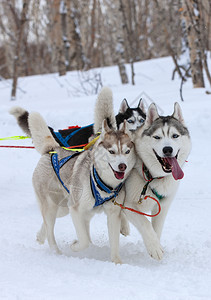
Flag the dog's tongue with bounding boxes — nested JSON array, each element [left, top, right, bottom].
[[165, 157, 184, 180], [114, 171, 125, 180]]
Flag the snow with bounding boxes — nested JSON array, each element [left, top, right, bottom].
[[0, 56, 211, 299]]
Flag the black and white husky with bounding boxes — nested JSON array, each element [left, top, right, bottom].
[[122, 102, 191, 260], [10, 89, 146, 146], [28, 98, 136, 264]]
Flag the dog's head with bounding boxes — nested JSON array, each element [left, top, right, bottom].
[[135, 102, 191, 180], [116, 99, 146, 131], [93, 119, 136, 185]]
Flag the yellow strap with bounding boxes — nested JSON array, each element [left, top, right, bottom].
[[62, 147, 84, 152], [84, 135, 100, 150], [0, 135, 30, 141]]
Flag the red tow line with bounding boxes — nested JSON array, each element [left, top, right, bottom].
[[113, 195, 161, 217], [0, 145, 35, 149]]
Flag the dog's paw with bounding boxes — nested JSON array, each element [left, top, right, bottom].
[[146, 240, 164, 261], [120, 221, 130, 236], [120, 214, 130, 236], [71, 240, 89, 252], [111, 255, 123, 265], [36, 232, 45, 244]]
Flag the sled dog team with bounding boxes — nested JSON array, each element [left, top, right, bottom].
[[10, 87, 191, 264]]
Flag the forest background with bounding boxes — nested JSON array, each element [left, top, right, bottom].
[[0, 0, 210, 100]]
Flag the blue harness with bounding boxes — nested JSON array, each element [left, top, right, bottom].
[[51, 154, 123, 208], [90, 166, 123, 207], [51, 152, 81, 194]]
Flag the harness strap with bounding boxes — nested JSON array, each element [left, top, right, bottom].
[[91, 166, 123, 207], [51, 151, 82, 194]]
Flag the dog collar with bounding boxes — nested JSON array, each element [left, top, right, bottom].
[[91, 166, 123, 207], [139, 163, 165, 202]]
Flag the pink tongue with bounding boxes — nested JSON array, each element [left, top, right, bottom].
[[114, 171, 125, 180], [165, 157, 184, 180]]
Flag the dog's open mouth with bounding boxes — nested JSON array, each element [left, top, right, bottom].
[[153, 150, 184, 180], [109, 164, 125, 180]]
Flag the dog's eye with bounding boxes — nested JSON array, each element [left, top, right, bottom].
[[139, 119, 145, 124], [127, 119, 134, 124], [153, 135, 161, 140], [108, 150, 115, 154], [125, 149, 130, 154], [172, 134, 179, 139]]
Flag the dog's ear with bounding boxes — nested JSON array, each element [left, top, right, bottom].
[[119, 99, 129, 114], [173, 102, 186, 126], [145, 103, 159, 126], [138, 99, 146, 114], [119, 120, 133, 139], [101, 119, 112, 138]]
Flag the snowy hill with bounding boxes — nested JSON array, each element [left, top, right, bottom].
[[0, 57, 211, 300]]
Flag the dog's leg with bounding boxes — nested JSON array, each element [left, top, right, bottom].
[[104, 204, 122, 264], [41, 199, 61, 254], [70, 207, 92, 252], [151, 197, 173, 240], [36, 222, 46, 244], [120, 212, 130, 236], [124, 206, 164, 260]]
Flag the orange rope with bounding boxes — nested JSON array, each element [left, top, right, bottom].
[[113, 195, 161, 217]]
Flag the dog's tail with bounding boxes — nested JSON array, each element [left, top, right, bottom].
[[93, 87, 116, 134], [9, 106, 31, 137], [28, 112, 59, 155]]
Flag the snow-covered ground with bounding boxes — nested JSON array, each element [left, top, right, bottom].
[[0, 57, 211, 300]]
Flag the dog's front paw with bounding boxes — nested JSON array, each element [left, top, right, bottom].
[[111, 255, 122, 265], [120, 220, 130, 236], [145, 239, 164, 260], [120, 214, 130, 236], [71, 240, 89, 252], [36, 231, 46, 244]]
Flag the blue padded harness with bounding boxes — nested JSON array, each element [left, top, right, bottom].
[[51, 154, 123, 208], [90, 166, 123, 207], [51, 151, 81, 193]]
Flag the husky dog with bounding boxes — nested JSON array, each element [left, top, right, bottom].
[[116, 99, 146, 131], [122, 103, 191, 260], [29, 110, 136, 263], [10, 89, 146, 147]]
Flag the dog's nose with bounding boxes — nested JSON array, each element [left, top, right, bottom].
[[118, 163, 127, 172], [163, 146, 173, 156]]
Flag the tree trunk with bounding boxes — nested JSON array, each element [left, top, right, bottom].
[[182, 0, 205, 88], [11, 1, 29, 100], [68, 0, 86, 70], [119, 0, 135, 85], [53, 0, 66, 76], [101, 0, 128, 84]]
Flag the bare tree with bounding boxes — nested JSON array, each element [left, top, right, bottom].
[[68, 0, 87, 70], [104, 0, 129, 84], [119, 0, 135, 85], [182, 0, 205, 88], [11, 0, 29, 100]]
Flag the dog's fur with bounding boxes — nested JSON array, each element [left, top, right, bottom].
[[29, 109, 136, 263], [122, 103, 191, 260]]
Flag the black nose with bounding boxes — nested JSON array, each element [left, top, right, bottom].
[[163, 146, 173, 156], [118, 163, 127, 172]]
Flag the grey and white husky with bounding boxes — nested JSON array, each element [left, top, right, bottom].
[[29, 106, 136, 263], [122, 102, 191, 260]]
